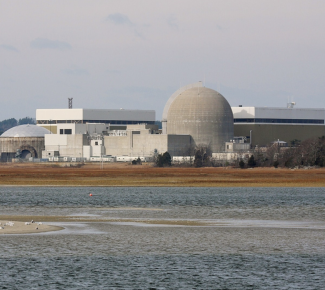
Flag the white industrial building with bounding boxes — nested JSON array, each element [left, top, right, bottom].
[[36, 108, 155, 134], [38, 82, 235, 161], [42, 122, 192, 160]]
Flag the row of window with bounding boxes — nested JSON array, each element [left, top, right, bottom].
[[234, 118, 324, 124], [37, 120, 155, 125]]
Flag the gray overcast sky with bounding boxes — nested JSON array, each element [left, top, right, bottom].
[[1, 0, 325, 120]]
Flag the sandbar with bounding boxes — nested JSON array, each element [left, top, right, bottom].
[[0, 220, 63, 235]]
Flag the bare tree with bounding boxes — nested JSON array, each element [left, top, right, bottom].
[[194, 143, 212, 167]]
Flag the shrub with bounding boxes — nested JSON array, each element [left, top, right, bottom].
[[239, 160, 245, 169], [155, 152, 171, 167], [247, 155, 256, 168]]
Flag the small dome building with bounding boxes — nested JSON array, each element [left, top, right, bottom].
[[162, 82, 234, 153], [0, 124, 50, 161]]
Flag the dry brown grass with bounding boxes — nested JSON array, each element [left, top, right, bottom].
[[0, 162, 325, 187]]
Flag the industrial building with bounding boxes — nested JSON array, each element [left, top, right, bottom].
[[232, 106, 325, 146], [42, 122, 191, 160], [39, 82, 235, 161], [36, 108, 155, 134], [0, 125, 50, 162], [2, 82, 325, 163], [163, 82, 234, 153]]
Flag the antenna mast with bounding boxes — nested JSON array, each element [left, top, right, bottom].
[[68, 98, 73, 109]]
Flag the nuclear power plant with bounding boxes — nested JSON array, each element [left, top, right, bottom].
[[1, 81, 325, 162]]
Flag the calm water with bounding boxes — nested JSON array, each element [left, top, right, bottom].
[[1, 187, 325, 289]]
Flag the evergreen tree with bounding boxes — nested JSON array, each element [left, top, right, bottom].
[[247, 155, 256, 167], [0, 118, 18, 134], [239, 160, 245, 169], [18, 117, 35, 125], [155, 151, 171, 167]]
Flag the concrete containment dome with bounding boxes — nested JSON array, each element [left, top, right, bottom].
[[166, 86, 234, 153], [1, 124, 50, 138]]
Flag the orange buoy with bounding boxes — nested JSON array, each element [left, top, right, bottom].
[[89, 193, 93, 196]]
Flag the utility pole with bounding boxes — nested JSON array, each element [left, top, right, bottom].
[[250, 130, 252, 149]]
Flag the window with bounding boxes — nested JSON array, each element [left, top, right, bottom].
[[95, 141, 98, 145], [60, 129, 72, 134], [234, 118, 324, 124]]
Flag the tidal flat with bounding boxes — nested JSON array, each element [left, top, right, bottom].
[[1, 186, 325, 288]]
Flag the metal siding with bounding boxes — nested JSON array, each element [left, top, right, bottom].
[[36, 109, 155, 122], [234, 124, 325, 146], [255, 107, 325, 119], [232, 107, 325, 120], [83, 109, 155, 121], [232, 107, 255, 118]]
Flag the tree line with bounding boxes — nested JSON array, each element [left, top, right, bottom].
[[153, 136, 325, 168], [249, 136, 325, 168], [0, 117, 35, 135]]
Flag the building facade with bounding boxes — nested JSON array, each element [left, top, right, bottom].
[[232, 106, 325, 146], [36, 108, 155, 134]]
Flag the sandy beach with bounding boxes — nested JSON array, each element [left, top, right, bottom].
[[1, 162, 325, 187], [0, 220, 63, 234]]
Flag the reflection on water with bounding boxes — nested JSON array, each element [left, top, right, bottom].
[[0, 187, 325, 289]]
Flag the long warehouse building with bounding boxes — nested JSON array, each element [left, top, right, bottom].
[[232, 106, 325, 146]]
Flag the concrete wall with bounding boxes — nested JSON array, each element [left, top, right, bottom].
[[104, 134, 191, 157], [166, 87, 234, 153], [44, 134, 88, 157], [234, 124, 325, 146], [104, 135, 131, 156]]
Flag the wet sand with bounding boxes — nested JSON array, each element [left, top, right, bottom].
[[0, 220, 63, 234], [0, 215, 207, 227], [1, 163, 325, 187], [2, 214, 324, 235]]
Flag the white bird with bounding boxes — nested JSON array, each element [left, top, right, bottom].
[[0, 227, 4, 230], [35, 227, 38, 230], [38, 222, 42, 225], [25, 222, 30, 225]]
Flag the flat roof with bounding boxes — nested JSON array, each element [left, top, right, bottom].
[[36, 109, 155, 122]]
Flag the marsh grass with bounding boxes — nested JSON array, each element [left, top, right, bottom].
[[0, 163, 325, 187]]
